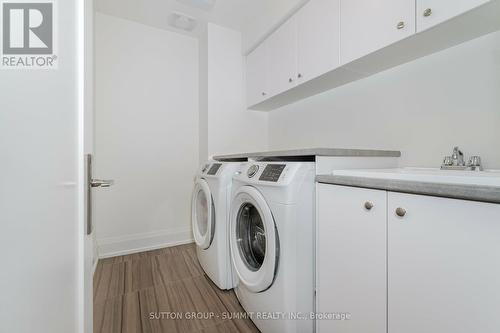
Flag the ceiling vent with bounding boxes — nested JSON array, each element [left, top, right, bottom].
[[176, 0, 216, 11], [168, 12, 198, 31]]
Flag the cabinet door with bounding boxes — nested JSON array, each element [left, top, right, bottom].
[[317, 184, 387, 333], [246, 40, 268, 107], [388, 192, 500, 333], [341, 0, 415, 64], [417, 0, 490, 32], [266, 17, 297, 98], [297, 0, 340, 83]]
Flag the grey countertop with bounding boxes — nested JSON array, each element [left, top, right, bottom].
[[316, 175, 500, 204], [213, 148, 401, 161]]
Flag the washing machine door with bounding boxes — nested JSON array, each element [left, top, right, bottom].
[[191, 178, 215, 250], [230, 186, 278, 293]]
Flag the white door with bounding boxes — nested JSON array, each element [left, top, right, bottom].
[[82, 0, 95, 332], [0, 1, 91, 332], [297, 0, 341, 84], [246, 40, 269, 107], [417, 0, 490, 32], [266, 16, 298, 98], [317, 184, 387, 333], [191, 179, 215, 249], [230, 186, 278, 293], [388, 192, 500, 333], [341, 0, 415, 64]]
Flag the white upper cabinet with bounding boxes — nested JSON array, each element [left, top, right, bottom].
[[341, 0, 416, 64], [417, 0, 490, 32], [297, 0, 341, 84], [245, 0, 499, 110], [246, 40, 269, 107], [265, 17, 298, 98]]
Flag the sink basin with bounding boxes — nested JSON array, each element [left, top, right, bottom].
[[331, 168, 500, 187]]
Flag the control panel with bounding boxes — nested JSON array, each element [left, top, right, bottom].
[[207, 163, 222, 175], [259, 164, 286, 182], [233, 162, 313, 187]]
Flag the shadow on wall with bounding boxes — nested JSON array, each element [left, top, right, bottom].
[[268, 31, 500, 169]]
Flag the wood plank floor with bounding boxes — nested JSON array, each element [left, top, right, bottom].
[[94, 243, 260, 333]]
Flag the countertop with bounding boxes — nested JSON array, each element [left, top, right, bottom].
[[316, 174, 500, 204], [212, 148, 401, 161]]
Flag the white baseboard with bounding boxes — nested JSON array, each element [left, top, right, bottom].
[[97, 228, 193, 258]]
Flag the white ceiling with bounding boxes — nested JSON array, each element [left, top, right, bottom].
[[95, 0, 307, 53]]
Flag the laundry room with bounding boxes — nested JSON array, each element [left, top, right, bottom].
[[1, 0, 500, 333]]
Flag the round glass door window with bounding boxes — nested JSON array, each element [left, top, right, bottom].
[[236, 203, 266, 271], [195, 189, 209, 237]]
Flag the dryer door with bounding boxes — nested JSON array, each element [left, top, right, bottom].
[[230, 186, 279, 293], [191, 178, 215, 250]]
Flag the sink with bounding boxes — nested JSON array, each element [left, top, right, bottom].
[[331, 168, 500, 187]]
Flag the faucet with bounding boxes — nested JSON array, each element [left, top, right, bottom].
[[451, 146, 465, 167], [441, 146, 483, 171]]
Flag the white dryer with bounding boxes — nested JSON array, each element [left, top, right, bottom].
[[230, 162, 316, 333], [192, 161, 242, 290]]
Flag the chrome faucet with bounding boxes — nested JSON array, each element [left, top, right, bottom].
[[441, 146, 483, 171], [451, 146, 465, 167]]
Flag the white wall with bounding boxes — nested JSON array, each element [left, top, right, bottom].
[[199, 23, 209, 163], [0, 1, 80, 332], [268, 31, 500, 169], [94, 13, 199, 257], [202, 23, 268, 159]]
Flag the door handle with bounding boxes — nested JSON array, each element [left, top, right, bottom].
[[91, 179, 115, 188], [85, 154, 114, 235]]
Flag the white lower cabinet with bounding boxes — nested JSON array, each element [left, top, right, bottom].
[[317, 184, 387, 333], [388, 192, 500, 333], [317, 184, 500, 333]]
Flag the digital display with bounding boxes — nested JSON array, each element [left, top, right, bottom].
[[259, 164, 286, 182], [207, 163, 222, 175]]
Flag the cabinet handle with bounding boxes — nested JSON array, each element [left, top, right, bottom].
[[289, 78, 293, 83], [395, 207, 407, 217], [397, 21, 405, 30], [364, 202, 374, 210], [423, 8, 432, 17]]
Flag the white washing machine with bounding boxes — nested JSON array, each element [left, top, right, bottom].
[[191, 161, 242, 290], [230, 162, 316, 333]]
